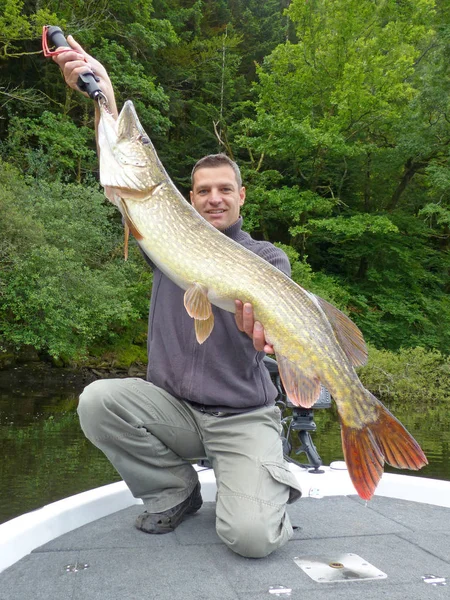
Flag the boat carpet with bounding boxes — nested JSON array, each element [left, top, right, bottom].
[[1, 495, 449, 599]]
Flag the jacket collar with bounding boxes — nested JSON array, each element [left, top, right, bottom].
[[222, 217, 243, 240]]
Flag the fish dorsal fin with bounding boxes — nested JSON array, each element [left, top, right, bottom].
[[195, 313, 215, 344], [275, 352, 321, 408], [314, 295, 368, 367], [184, 283, 212, 320]]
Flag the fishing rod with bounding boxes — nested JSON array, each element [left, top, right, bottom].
[[42, 26, 106, 104]]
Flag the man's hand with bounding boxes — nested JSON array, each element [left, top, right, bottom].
[[51, 36, 118, 118], [235, 300, 275, 353]]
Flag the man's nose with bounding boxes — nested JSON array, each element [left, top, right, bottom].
[[209, 190, 221, 204]]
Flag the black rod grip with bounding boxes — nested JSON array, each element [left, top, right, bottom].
[[46, 26, 71, 49], [46, 26, 104, 101]]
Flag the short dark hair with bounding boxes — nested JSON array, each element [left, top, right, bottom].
[[191, 154, 242, 188]]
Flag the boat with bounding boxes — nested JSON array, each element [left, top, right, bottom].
[[1, 461, 449, 599], [2, 357, 448, 597]]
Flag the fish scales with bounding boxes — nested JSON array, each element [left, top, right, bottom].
[[97, 100, 428, 500]]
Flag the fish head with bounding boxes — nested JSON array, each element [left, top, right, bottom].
[[98, 100, 165, 205]]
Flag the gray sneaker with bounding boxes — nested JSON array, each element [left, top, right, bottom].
[[135, 482, 203, 534]]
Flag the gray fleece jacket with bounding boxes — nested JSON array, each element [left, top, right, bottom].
[[145, 217, 291, 412]]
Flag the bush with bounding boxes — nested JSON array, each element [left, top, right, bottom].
[[0, 160, 151, 360], [358, 346, 450, 406]]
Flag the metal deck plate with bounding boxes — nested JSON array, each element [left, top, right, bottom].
[[293, 553, 387, 583]]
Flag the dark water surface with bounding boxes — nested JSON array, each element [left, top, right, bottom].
[[0, 366, 122, 525], [1, 365, 449, 525]]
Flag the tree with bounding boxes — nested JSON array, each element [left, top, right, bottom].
[[235, 0, 450, 351]]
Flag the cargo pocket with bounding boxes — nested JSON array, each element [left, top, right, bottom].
[[262, 461, 302, 504]]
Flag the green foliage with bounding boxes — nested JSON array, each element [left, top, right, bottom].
[[2, 112, 97, 179], [94, 39, 172, 136], [235, 0, 450, 352], [0, 0, 60, 57], [0, 0, 448, 360], [0, 161, 151, 360], [358, 346, 450, 406]]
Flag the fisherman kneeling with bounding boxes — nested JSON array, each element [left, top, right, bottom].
[[52, 36, 302, 559]]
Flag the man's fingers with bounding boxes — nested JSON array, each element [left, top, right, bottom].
[[235, 300, 254, 336], [253, 321, 265, 352], [66, 35, 85, 53], [235, 300, 244, 331], [235, 300, 274, 353], [52, 50, 83, 67], [242, 302, 254, 336], [60, 62, 91, 92]]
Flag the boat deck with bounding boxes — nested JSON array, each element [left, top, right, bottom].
[[1, 491, 449, 600]]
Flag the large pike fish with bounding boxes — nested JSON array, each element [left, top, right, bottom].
[[97, 100, 427, 500]]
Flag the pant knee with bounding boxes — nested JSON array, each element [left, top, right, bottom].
[[77, 379, 121, 439], [216, 500, 292, 558]]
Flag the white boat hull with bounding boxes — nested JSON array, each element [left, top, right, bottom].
[[1, 463, 449, 573]]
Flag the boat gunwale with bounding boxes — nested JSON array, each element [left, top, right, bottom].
[[1, 463, 449, 573]]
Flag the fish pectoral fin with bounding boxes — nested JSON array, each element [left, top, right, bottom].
[[275, 353, 321, 408], [108, 182, 165, 201], [184, 283, 212, 320], [120, 199, 144, 241], [195, 313, 215, 344], [315, 295, 368, 367], [104, 185, 117, 203]]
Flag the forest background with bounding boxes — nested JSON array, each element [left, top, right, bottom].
[[0, 0, 449, 403]]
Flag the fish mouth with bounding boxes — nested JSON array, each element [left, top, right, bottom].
[[117, 100, 150, 145], [99, 99, 160, 193]]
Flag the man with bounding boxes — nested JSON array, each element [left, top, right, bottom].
[[53, 38, 302, 559]]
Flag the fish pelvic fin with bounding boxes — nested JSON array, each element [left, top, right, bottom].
[[184, 283, 212, 320], [275, 352, 321, 408], [341, 391, 428, 500], [184, 283, 215, 343], [315, 295, 368, 367], [195, 313, 215, 344]]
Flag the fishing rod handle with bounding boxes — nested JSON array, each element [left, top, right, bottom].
[[46, 26, 104, 101], [46, 26, 71, 50]]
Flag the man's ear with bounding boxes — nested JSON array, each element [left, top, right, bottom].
[[189, 190, 194, 204], [239, 186, 246, 206]]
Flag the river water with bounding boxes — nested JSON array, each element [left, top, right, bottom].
[[1, 365, 449, 525]]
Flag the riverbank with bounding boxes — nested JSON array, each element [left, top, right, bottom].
[[0, 345, 147, 381], [1, 344, 448, 407]]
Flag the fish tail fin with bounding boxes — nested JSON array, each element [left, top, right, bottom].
[[341, 391, 428, 500]]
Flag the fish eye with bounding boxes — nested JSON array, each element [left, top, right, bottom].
[[139, 135, 151, 145]]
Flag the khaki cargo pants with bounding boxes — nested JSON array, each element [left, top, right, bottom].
[[78, 378, 302, 558]]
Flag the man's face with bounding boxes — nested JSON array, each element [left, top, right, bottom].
[[190, 165, 245, 231]]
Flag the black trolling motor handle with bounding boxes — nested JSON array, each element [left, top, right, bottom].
[[46, 26, 104, 102]]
